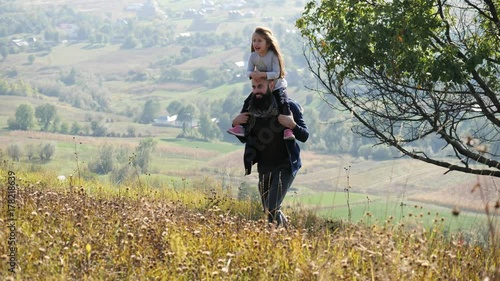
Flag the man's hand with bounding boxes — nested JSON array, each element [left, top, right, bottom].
[[232, 112, 251, 127], [278, 114, 296, 129]]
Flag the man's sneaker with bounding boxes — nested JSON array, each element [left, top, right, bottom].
[[277, 210, 289, 229], [283, 129, 295, 140], [227, 125, 245, 137]]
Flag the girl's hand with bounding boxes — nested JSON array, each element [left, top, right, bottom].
[[252, 71, 266, 79]]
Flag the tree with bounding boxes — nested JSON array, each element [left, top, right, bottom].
[[61, 67, 78, 86], [38, 143, 55, 162], [126, 126, 136, 137], [166, 100, 183, 115], [27, 54, 35, 65], [7, 144, 21, 162], [177, 103, 198, 123], [132, 138, 157, 174], [25, 143, 35, 161], [8, 104, 35, 130], [121, 35, 138, 49], [0, 46, 8, 60], [198, 113, 221, 141], [221, 89, 244, 118], [88, 143, 115, 174], [70, 122, 82, 135], [60, 122, 69, 134], [35, 103, 57, 131], [138, 99, 160, 124], [90, 120, 107, 136], [191, 67, 209, 83], [297, 0, 500, 177]]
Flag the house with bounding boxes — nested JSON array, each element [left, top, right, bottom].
[[153, 115, 198, 128], [11, 39, 29, 47], [183, 9, 205, 19], [125, 3, 143, 11], [228, 10, 244, 20]]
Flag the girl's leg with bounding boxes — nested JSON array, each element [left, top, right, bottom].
[[275, 88, 295, 140], [228, 92, 253, 137], [278, 88, 291, 116]]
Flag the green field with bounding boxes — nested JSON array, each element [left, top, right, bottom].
[[287, 191, 492, 233]]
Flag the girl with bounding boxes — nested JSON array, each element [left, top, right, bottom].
[[227, 26, 295, 140]]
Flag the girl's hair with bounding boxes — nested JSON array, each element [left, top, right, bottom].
[[252, 26, 285, 78]]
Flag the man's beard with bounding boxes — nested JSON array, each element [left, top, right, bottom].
[[248, 87, 279, 119], [251, 88, 273, 111]]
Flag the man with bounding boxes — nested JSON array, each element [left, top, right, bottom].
[[231, 77, 309, 227]]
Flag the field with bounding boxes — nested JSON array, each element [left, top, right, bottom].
[[1, 0, 498, 229], [0, 167, 498, 280]]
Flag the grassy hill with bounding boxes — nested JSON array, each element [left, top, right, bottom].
[[0, 167, 498, 280], [0, 0, 498, 230]]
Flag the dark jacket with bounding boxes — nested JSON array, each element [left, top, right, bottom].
[[237, 98, 309, 176]]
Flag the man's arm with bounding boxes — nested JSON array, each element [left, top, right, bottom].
[[288, 100, 309, 143]]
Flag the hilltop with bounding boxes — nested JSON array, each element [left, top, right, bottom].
[[0, 167, 498, 280]]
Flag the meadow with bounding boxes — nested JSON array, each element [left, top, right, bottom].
[[1, 3, 498, 279], [0, 165, 498, 280]]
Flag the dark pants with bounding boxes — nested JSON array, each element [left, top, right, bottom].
[[258, 165, 295, 226]]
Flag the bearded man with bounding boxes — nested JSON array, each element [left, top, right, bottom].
[[230, 77, 309, 227]]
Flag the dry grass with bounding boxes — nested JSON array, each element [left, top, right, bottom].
[[0, 166, 498, 280], [408, 176, 500, 213]]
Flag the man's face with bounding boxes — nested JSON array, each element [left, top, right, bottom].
[[251, 78, 273, 99]]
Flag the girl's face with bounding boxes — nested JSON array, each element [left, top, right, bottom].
[[252, 33, 270, 56]]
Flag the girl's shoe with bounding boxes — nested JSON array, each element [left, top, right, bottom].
[[284, 129, 295, 140], [227, 125, 245, 137]]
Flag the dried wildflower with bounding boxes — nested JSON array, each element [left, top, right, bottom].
[[464, 135, 476, 146], [452, 207, 460, 216], [475, 144, 488, 154], [494, 200, 499, 209], [341, 259, 348, 268]]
